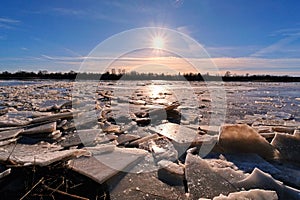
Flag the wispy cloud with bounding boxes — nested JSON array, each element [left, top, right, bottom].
[[41, 54, 85, 61], [0, 17, 20, 29], [104, 1, 159, 14], [88, 12, 129, 24], [63, 47, 82, 57], [0, 17, 20, 23], [51, 7, 87, 16], [26, 6, 128, 24], [26, 7, 86, 16], [251, 34, 300, 57], [211, 57, 300, 75], [206, 45, 260, 58], [0, 56, 40, 61], [251, 27, 300, 58], [270, 28, 300, 37], [176, 26, 195, 36]]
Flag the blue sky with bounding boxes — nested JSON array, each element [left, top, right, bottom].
[[0, 0, 300, 75]]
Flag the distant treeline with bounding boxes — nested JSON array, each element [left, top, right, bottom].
[[0, 70, 300, 82]]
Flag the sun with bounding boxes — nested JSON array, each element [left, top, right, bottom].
[[152, 37, 165, 49]]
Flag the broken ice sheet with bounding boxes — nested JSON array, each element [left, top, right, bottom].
[[213, 189, 278, 200], [108, 154, 185, 200], [69, 147, 148, 184], [22, 122, 56, 135], [235, 168, 300, 200], [149, 122, 217, 146], [271, 132, 300, 163], [204, 157, 248, 184], [185, 153, 238, 199], [0, 143, 86, 166], [0, 129, 23, 141]]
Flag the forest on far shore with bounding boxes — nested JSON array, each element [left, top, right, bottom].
[[0, 70, 299, 82]]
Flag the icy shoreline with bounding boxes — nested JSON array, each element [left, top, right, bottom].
[[0, 80, 299, 199]]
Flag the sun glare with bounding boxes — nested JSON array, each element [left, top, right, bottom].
[[153, 37, 164, 49]]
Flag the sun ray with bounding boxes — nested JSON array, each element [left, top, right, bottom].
[[153, 37, 165, 49]]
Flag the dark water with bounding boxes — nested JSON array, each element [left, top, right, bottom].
[[0, 80, 37, 86]]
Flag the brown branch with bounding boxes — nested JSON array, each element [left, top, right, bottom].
[[6, 141, 17, 163], [42, 183, 89, 200], [20, 177, 44, 200], [49, 179, 64, 196]]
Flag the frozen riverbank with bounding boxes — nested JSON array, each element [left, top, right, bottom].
[[0, 80, 299, 199]]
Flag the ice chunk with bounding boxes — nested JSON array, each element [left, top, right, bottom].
[[0, 129, 23, 141], [69, 147, 147, 184], [157, 160, 184, 185], [205, 158, 248, 184], [218, 154, 280, 174], [272, 126, 295, 134], [185, 153, 237, 199], [219, 153, 300, 189], [140, 137, 178, 162], [213, 189, 278, 200], [109, 169, 185, 200], [271, 132, 300, 163], [30, 111, 76, 123], [22, 122, 56, 135], [116, 134, 140, 146], [0, 118, 29, 127], [218, 124, 280, 159], [129, 134, 159, 147], [0, 143, 86, 166], [0, 138, 18, 147], [150, 123, 217, 147], [235, 168, 300, 200]]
